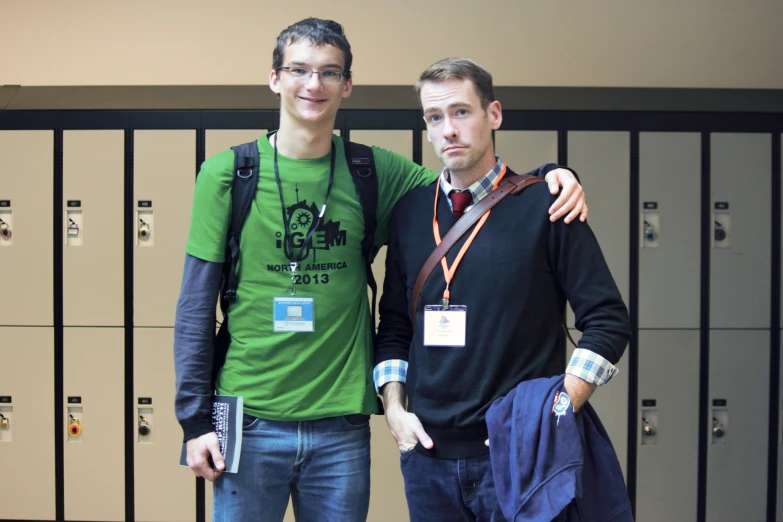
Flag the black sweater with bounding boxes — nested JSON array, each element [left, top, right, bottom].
[[375, 167, 631, 459]]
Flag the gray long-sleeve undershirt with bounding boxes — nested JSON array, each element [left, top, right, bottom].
[[173, 253, 222, 441]]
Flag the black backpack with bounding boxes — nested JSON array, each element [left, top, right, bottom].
[[210, 139, 379, 387]]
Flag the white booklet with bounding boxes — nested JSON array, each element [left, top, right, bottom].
[[180, 395, 243, 473]]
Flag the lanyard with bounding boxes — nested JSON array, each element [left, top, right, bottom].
[[273, 132, 336, 293], [432, 165, 507, 307]]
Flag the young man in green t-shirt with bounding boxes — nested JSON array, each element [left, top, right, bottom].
[[174, 17, 587, 522]]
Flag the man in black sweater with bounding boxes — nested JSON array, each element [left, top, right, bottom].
[[374, 58, 631, 521]]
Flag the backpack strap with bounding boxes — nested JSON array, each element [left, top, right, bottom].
[[212, 140, 260, 388], [343, 139, 380, 335]]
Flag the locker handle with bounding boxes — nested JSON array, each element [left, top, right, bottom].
[[68, 415, 82, 437], [642, 417, 656, 437], [714, 221, 726, 242], [0, 218, 11, 240], [138, 415, 150, 436], [138, 218, 150, 240], [643, 221, 657, 242], [712, 417, 725, 438]]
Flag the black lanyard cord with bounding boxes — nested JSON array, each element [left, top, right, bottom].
[[273, 132, 336, 264]]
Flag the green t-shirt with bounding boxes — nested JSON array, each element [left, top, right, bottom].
[[186, 133, 437, 420]]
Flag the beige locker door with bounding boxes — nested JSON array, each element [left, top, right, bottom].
[[636, 330, 700, 522], [134, 130, 196, 327], [0, 131, 54, 326], [709, 133, 772, 329], [64, 327, 125, 522], [706, 330, 769, 522], [63, 130, 124, 326], [134, 328, 196, 522], [345, 129, 414, 522], [494, 130, 558, 171], [0, 327, 56, 520], [205, 129, 266, 161], [638, 133, 701, 329]]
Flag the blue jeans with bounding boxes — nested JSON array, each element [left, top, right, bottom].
[[400, 450, 505, 522], [213, 414, 371, 522]]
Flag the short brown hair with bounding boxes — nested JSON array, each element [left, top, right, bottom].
[[415, 58, 495, 110]]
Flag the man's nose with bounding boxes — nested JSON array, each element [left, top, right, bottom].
[[443, 117, 458, 139], [305, 71, 324, 90]]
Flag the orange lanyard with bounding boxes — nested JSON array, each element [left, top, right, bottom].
[[432, 165, 507, 305]]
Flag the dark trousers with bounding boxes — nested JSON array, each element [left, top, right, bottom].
[[400, 450, 505, 522]]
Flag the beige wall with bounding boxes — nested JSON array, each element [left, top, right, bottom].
[[1, 0, 782, 89]]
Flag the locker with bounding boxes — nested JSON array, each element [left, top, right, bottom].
[[63, 130, 125, 327], [639, 133, 701, 329], [134, 328, 196, 522], [205, 129, 266, 160], [0, 131, 54, 326], [709, 133, 771, 329], [636, 330, 700, 522], [778, 331, 783, 522], [63, 327, 125, 521], [0, 327, 56, 520], [134, 130, 196, 327], [706, 330, 769, 522], [567, 330, 629, 481], [348, 129, 414, 522], [494, 131, 558, 170], [566, 131, 631, 327]]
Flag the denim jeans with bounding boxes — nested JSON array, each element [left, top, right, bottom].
[[400, 449, 505, 522], [213, 414, 371, 522]]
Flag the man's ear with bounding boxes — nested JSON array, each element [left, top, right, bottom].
[[269, 69, 281, 95], [488, 100, 503, 131], [342, 76, 353, 99]]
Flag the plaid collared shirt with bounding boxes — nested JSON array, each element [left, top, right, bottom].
[[440, 156, 504, 214], [373, 158, 617, 391]]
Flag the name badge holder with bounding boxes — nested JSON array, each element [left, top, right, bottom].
[[274, 262, 315, 332], [423, 303, 467, 347]]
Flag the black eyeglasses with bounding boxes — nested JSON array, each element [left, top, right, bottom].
[[276, 67, 348, 85]]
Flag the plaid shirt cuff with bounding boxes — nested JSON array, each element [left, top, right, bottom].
[[373, 360, 408, 392], [566, 348, 618, 386]]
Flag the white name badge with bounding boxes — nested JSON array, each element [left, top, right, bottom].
[[423, 305, 467, 347], [273, 296, 315, 332]]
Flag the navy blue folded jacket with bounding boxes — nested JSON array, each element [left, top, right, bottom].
[[486, 375, 633, 522]]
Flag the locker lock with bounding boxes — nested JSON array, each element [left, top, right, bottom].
[[0, 219, 11, 240], [138, 416, 150, 437], [0, 414, 8, 430], [712, 417, 725, 439], [643, 221, 657, 242], [714, 221, 727, 242], [68, 415, 82, 437], [138, 218, 150, 240], [68, 218, 80, 236], [642, 417, 656, 437]]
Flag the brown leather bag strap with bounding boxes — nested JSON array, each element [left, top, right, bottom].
[[410, 174, 545, 322]]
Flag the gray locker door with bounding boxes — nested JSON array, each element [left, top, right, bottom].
[[568, 330, 629, 480], [639, 133, 701, 329], [706, 330, 769, 522], [779, 331, 783, 522], [566, 131, 631, 327], [494, 131, 558, 171], [64, 327, 125, 522], [134, 328, 196, 522], [134, 130, 196, 327], [0, 131, 54, 326], [710, 133, 772, 329], [0, 327, 56, 520], [636, 330, 700, 522], [348, 129, 413, 522], [63, 130, 125, 327]]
